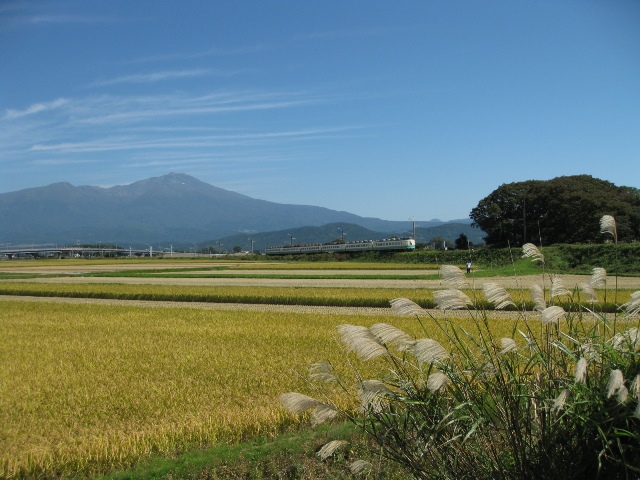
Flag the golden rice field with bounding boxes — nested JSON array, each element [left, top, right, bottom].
[[0, 281, 634, 310], [1, 260, 638, 478], [0, 297, 535, 479]]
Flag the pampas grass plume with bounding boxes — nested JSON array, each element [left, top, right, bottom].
[[279, 392, 321, 413], [350, 460, 372, 475], [440, 265, 469, 289], [541, 306, 566, 325], [427, 372, 449, 392], [551, 275, 571, 299], [370, 323, 415, 351], [390, 297, 424, 316], [522, 243, 545, 264], [575, 357, 588, 384], [590, 267, 607, 288], [309, 361, 337, 384], [414, 338, 449, 364], [530, 284, 546, 312], [317, 440, 348, 460], [600, 215, 617, 242], [553, 389, 569, 411], [483, 282, 515, 309], [607, 369, 625, 399], [499, 338, 518, 354], [621, 291, 640, 317], [338, 324, 388, 361], [434, 289, 472, 310]]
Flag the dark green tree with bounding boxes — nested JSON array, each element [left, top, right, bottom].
[[454, 233, 470, 250], [470, 175, 640, 247]]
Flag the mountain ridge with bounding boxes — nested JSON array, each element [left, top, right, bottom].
[[0, 173, 480, 248]]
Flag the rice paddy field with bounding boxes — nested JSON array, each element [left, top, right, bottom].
[[1, 258, 639, 478]]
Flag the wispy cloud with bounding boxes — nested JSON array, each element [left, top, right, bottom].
[[90, 68, 245, 87], [0, 87, 364, 189], [127, 44, 272, 64], [0, 4, 117, 31], [29, 126, 360, 154], [3, 99, 68, 120], [295, 27, 391, 41], [26, 14, 107, 25]]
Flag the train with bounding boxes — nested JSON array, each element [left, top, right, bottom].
[[264, 237, 415, 255]]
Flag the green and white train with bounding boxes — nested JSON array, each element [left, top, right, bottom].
[[264, 237, 415, 255]]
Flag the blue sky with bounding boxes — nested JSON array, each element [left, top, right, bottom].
[[1, 1, 639, 221]]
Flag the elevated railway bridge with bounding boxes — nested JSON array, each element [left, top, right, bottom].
[[0, 246, 158, 259]]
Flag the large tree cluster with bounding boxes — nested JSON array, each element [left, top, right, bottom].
[[470, 175, 640, 247]]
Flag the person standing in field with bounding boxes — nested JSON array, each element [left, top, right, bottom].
[[466, 261, 472, 274]]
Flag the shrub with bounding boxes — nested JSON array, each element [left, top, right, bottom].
[[280, 216, 640, 479]]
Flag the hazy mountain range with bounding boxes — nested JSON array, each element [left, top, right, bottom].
[[0, 173, 483, 249]]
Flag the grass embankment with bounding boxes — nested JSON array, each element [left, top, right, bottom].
[[1, 301, 511, 478]]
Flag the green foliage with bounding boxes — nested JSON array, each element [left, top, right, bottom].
[[281, 250, 640, 478], [97, 423, 389, 480], [454, 232, 470, 250], [470, 175, 640, 247]]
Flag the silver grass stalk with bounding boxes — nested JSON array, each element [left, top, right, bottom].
[[279, 392, 322, 413], [551, 275, 571, 299], [590, 267, 607, 288], [309, 361, 337, 384], [631, 375, 640, 399], [600, 214, 617, 242], [611, 327, 640, 352], [337, 324, 388, 361], [358, 379, 391, 413], [607, 369, 625, 399], [522, 243, 545, 264], [580, 343, 601, 362], [553, 389, 570, 411], [427, 372, 449, 392], [317, 440, 348, 460], [617, 385, 629, 404], [483, 282, 515, 309], [575, 357, 588, 384], [311, 403, 339, 426], [440, 265, 470, 289], [499, 338, 518, 354], [434, 289, 472, 310], [349, 460, 372, 475], [530, 284, 547, 311], [621, 291, 640, 317], [541, 306, 566, 325], [414, 338, 449, 364], [370, 323, 415, 351], [579, 283, 599, 303], [389, 297, 424, 316]]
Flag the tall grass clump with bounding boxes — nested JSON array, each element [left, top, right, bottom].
[[281, 215, 640, 479]]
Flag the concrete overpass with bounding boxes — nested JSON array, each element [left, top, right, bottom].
[[0, 246, 159, 259]]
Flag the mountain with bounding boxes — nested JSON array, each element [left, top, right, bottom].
[[0, 173, 480, 248]]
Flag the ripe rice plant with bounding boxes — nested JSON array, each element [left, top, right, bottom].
[[3, 299, 500, 479], [281, 216, 640, 479], [0, 282, 634, 312], [0, 283, 439, 308]]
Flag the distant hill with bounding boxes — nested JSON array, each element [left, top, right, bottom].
[[0, 173, 483, 248], [210, 222, 485, 253]]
